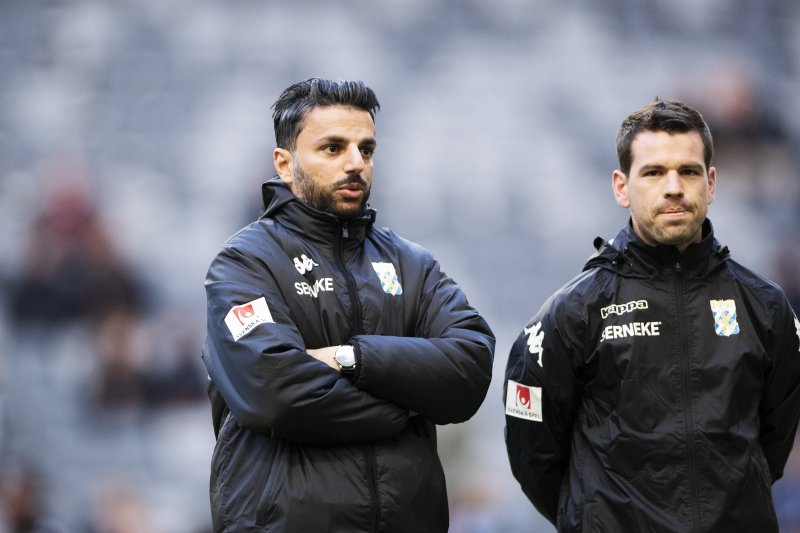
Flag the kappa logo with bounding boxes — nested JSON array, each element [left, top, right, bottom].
[[523, 322, 545, 367], [600, 299, 649, 319], [710, 299, 740, 337], [794, 314, 800, 351], [225, 297, 273, 341], [505, 379, 542, 422], [293, 254, 319, 275]]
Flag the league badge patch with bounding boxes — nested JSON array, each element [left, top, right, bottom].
[[225, 296, 273, 341], [710, 299, 740, 337], [505, 379, 542, 422], [372, 262, 403, 295]]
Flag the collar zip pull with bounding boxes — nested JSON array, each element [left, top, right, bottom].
[[675, 262, 682, 272], [342, 223, 349, 239]]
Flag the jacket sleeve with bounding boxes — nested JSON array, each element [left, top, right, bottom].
[[503, 292, 584, 526], [349, 257, 494, 425], [202, 246, 409, 445], [760, 298, 800, 482]]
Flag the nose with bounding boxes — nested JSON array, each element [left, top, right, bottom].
[[342, 144, 366, 173], [663, 170, 684, 198]]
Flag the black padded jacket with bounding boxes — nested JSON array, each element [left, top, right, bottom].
[[504, 220, 800, 533], [203, 178, 495, 532]]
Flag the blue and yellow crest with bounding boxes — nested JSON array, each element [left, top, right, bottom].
[[372, 262, 403, 295], [710, 299, 740, 336]]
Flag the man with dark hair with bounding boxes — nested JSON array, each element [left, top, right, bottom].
[[202, 78, 494, 532], [504, 98, 800, 532]]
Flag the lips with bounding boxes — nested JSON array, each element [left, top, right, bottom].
[[337, 184, 365, 199], [658, 204, 692, 216]]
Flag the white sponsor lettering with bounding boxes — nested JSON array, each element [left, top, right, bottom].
[[600, 299, 649, 319], [295, 278, 334, 298], [600, 321, 661, 342], [505, 379, 542, 422], [225, 297, 273, 341]]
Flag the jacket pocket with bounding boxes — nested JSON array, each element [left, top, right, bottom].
[[255, 441, 285, 527]]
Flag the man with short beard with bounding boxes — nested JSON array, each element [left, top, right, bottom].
[[504, 99, 800, 532], [202, 78, 494, 532]]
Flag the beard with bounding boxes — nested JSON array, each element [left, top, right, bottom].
[[291, 161, 371, 220]]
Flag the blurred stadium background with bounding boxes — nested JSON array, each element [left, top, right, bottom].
[[1, 1, 799, 531]]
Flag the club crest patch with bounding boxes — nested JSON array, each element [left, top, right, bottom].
[[505, 379, 542, 422], [710, 299, 740, 336], [225, 297, 273, 341], [372, 262, 403, 295]]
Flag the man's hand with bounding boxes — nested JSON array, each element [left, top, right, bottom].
[[307, 346, 340, 371]]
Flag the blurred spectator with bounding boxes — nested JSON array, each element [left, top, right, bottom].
[[91, 309, 149, 416], [768, 241, 800, 312], [0, 462, 39, 532], [0, 462, 66, 532], [87, 480, 155, 533], [680, 60, 800, 220], [141, 320, 207, 409], [7, 177, 147, 331]]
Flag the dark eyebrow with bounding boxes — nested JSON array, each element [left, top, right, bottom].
[[679, 163, 705, 173], [318, 135, 377, 148], [638, 164, 666, 175]]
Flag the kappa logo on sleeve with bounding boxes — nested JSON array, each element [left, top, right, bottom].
[[225, 297, 273, 341], [794, 314, 800, 350], [505, 379, 542, 422], [523, 322, 545, 367]]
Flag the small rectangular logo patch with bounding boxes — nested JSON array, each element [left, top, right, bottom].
[[505, 379, 542, 422], [372, 262, 403, 295], [225, 297, 273, 341], [710, 299, 740, 336]]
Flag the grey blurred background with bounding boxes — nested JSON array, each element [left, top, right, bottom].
[[1, 1, 799, 531]]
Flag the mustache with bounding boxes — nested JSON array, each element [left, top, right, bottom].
[[657, 201, 694, 213], [334, 174, 368, 188]]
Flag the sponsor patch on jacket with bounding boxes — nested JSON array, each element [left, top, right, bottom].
[[372, 262, 403, 295], [710, 299, 740, 336], [505, 379, 542, 422], [523, 322, 544, 367], [225, 297, 273, 341]]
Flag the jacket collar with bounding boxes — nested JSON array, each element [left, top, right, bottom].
[[260, 177, 376, 247], [586, 219, 730, 278]]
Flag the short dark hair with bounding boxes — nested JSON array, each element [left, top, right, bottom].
[[616, 98, 714, 175], [271, 78, 380, 150]]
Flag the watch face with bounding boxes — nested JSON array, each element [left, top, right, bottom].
[[336, 346, 356, 368]]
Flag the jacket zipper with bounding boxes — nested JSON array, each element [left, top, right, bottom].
[[674, 262, 701, 532], [338, 222, 363, 337], [338, 222, 379, 532], [365, 444, 381, 532]]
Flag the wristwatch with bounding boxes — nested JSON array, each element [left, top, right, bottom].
[[334, 345, 357, 375]]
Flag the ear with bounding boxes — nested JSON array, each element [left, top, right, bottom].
[[612, 170, 630, 208], [273, 148, 293, 185], [707, 166, 717, 205]]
